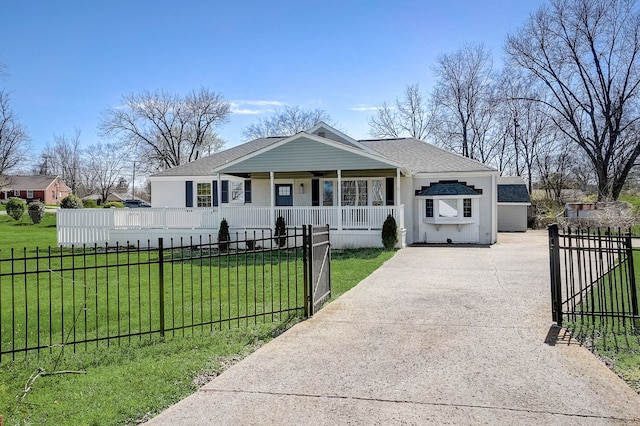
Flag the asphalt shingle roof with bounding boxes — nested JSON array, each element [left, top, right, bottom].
[[152, 137, 286, 177], [2, 175, 65, 190], [151, 133, 496, 178], [359, 138, 496, 174], [497, 184, 531, 203], [416, 182, 481, 196]]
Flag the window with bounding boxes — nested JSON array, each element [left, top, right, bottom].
[[439, 199, 458, 217], [341, 180, 368, 206], [372, 179, 384, 206], [52, 191, 56, 199], [27, 190, 33, 199], [278, 185, 291, 196], [463, 198, 472, 217], [323, 181, 333, 206], [231, 181, 244, 202], [425, 199, 434, 217], [197, 183, 212, 207]]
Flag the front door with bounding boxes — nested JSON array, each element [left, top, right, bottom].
[[275, 184, 293, 206]]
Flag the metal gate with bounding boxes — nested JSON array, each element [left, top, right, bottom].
[[548, 224, 639, 326], [304, 224, 331, 315]]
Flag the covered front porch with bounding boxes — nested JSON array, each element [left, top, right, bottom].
[[56, 204, 406, 248]]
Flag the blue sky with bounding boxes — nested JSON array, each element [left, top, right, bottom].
[[1, 0, 546, 157]]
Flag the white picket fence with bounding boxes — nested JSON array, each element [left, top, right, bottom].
[[57, 205, 405, 247]]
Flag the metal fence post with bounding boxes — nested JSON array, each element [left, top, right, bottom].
[[626, 233, 639, 317], [549, 224, 563, 326], [302, 225, 309, 318], [158, 238, 166, 338], [307, 225, 315, 317]]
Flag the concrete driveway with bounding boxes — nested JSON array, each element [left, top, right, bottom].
[[147, 230, 640, 425]]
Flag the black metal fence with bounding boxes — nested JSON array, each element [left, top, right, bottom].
[[548, 224, 639, 327], [0, 225, 331, 362]]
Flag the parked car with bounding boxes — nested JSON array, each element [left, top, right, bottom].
[[123, 199, 151, 208]]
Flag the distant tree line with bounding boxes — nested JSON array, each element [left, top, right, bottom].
[[369, 0, 640, 201]]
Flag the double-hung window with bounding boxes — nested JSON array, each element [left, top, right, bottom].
[[197, 183, 212, 207]]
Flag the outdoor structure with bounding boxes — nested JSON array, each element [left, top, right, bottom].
[[497, 176, 531, 232], [57, 123, 499, 248], [0, 175, 70, 204]]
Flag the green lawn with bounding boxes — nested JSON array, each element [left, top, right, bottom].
[[565, 248, 640, 394], [0, 214, 395, 425]]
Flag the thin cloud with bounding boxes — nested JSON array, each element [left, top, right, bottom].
[[350, 104, 379, 112], [231, 100, 285, 107], [231, 108, 262, 115]]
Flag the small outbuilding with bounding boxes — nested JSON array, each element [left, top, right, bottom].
[[497, 177, 531, 232]]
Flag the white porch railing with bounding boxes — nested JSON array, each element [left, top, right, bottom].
[[57, 205, 404, 246]]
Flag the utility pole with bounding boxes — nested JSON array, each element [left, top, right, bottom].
[[132, 161, 136, 199]]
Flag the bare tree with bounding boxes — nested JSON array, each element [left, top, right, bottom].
[[242, 105, 332, 140], [99, 88, 230, 171], [368, 84, 434, 140], [84, 143, 128, 203], [536, 135, 573, 201], [431, 43, 498, 160], [34, 130, 84, 192], [0, 90, 29, 185], [506, 0, 640, 201]]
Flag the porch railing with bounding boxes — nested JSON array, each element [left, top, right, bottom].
[[57, 205, 404, 246]]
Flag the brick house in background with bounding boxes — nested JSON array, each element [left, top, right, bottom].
[[0, 175, 71, 204]]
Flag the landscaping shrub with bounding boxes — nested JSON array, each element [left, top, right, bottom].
[[275, 216, 287, 247], [6, 197, 26, 221], [381, 214, 397, 251], [103, 201, 124, 208], [60, 194, 83, 209], [218, 218, 230, 251], [83, 198, 98, 208], [28, 201, 46, 224]]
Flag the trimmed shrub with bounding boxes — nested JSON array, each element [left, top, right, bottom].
[[103, 201, 124, 208], [6, 197, 26, 221], [218, 218, 230, 251], [28, 201, 46, 224], [83, 198, 98, 208], [275, 216, 287, 248], [381, 214, 398, 251], [60, 194, 83, 209]]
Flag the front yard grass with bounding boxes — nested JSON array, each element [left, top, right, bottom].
[[0, 216, 396, 425]]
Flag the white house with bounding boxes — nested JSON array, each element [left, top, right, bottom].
[[145, 122, 498, 248]]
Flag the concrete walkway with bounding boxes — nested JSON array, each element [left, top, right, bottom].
[[147, 231, 640, 425]]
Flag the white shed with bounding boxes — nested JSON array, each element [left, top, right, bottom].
[[497, 177, 531, 232]]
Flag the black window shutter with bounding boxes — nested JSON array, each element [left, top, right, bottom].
[[221, 180, 229, 203], [311, 179, 320, 206], [385, 177, 395, 206], [185, 181, 193, 207], [212, 181, 218, 206], [245, 180, 252, 203]]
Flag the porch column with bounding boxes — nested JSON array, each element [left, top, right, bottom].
[[216, 173, 222, 226], [396, 168, 403, 229], [270, 172, 275, 228], [337, 169, 342, 231]]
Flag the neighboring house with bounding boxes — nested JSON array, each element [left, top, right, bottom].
[[146, 122, 498, 247], [0, 175, 70, 204], [497, 177, 531, 232], [106, 192, 134, 203]]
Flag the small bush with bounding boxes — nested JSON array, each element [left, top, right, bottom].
[[218, 218, 230, 251], [381, 214, 398, 251], [6, 197, 26, 221], [103, 201, 124, 208], [83, 198, 98, 208], [274, 216, 287, 247], [28, 201, 46, 224], [60, 194, 83, 209]]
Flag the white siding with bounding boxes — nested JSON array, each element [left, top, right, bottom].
[[498, 204, 527, 232], [151, 180, 185, 207]]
